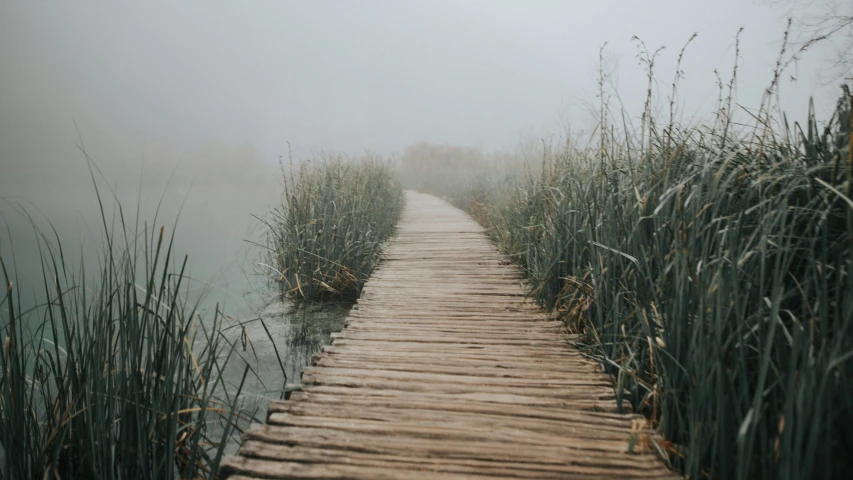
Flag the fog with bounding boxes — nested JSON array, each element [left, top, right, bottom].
[[0, 0, 841, 310]]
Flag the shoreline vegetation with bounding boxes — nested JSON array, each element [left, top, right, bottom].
[[2, 25, 851, 480], [263, 155, 404, 300], [0, 154, 404, 478], [399, 74, 853, 478], [1, 173, 252, 479]]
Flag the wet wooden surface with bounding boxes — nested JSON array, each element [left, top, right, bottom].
[[222, 191, 675, 479]]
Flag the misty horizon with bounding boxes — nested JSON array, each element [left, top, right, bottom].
[[1, 0, 848, 307]]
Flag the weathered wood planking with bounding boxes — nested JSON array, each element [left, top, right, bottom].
[[222, 191, 676, 479]]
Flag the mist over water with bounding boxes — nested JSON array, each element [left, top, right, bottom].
[[1, 0, 843, 396], [1, 1, 851, 475], [1, 0, 845, 367], [1, 142, 279, 317]]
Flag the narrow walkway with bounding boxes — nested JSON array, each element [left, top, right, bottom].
[[223, 191, 674, 479]]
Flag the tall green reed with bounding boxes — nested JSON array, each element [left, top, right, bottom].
[[264, 154, 403, 300], [405, 87, 853, 478], [0, 166, 266, 479]]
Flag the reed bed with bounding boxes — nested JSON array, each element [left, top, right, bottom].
[[402, 88, 853, 478], [265, 154, 404, 300], [0, 174, 272, 479]]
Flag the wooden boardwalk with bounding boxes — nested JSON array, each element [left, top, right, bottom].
[[222, 191, 675, 479]]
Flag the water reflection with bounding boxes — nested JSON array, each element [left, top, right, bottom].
[[277, 300, 352, 381], [1, 175, 354, 460], [212, 292, 351, 452]]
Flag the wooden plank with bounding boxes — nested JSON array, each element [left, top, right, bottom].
[[241, 424, 670, 470], [274, 385, 624, 412], [299, 372, 618, 398], [332, 325, 559, 334], [223, 191, 674, 479], [300, 366, 613, 387], [268, 406, 641, 439], [234, 442, 673, 479], [269, 395, 644, 429], [311, 356, 602, 377]]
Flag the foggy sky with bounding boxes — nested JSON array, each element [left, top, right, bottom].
[[0, 1, 841, 308], [1, 1, 839, 165]]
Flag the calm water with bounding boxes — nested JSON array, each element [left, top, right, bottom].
[[206, 289, 351, 455], [0, 164, 353, 455], [219, 293, 351, 422]]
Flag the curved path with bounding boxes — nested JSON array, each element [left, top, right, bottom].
[[223, 191, 675, 479]]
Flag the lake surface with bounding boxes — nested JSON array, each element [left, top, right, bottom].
[[0, 156, 354, 455], [219, 292, 352, 421]]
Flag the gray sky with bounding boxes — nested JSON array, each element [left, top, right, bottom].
[[0, 1, 841, 306], [0, 0, 839, 163]]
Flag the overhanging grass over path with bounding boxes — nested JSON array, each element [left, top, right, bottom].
[[400, 88, 853, 478], [223, 191, 675, 479]]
